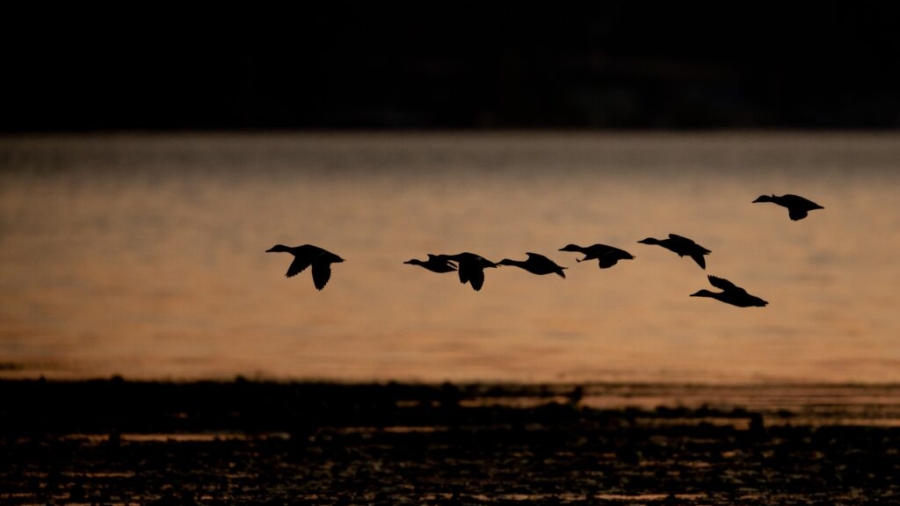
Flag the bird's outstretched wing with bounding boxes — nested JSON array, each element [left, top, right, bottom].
[[469, 268, 486, 291], [286, 256, 314, 278], [690, 253, 707, 269], [598, 247, 634, 268], [785, 194, 822, 208], [428, 254, 454, 265], [415, 254, 454, 272], [597, 252, 619, 268], [788, 208, 808, 221], [311, 261, 332, 290], [668, 233, 695, 245], [526, 252, 555, 266], [707, 275, 741, 293], [670, 234, 711, 253], [457, 265, 471, 285]]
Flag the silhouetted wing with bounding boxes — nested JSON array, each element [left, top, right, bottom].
[[418, 255, 454, 272], [469, 268, 485, 291], [788, 208, 808, 221], [526, 252, 555, 268], [690, 253, 707, 269], [599, 247, 634, 268], [286, 257, 314, 277], [583, 244, 611, 258], [430, 255, 459, 270], [668, 233, 695, 245], [785, 194, 822, 208], [311, 261, 332, 290], [428, 262, 457, 273], [598, 253, 620, 269], [457, 265, 472, 285], [707, 275, 740, 292], [669, 234, 710, 254]]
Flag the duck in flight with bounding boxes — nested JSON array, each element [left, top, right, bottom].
[[559, 243, 635, 269], [441, 252, 498, 291], [404, 254, 457, 273], [691, 275, 768, 307], [266, 244, 344, 290], [753, 194, 824, 221], [498, 252, 567, 278], [638, 234, 710, 269]]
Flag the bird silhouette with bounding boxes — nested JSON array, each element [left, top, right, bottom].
[[266, 244, 344, 290], [498, 252, 567, 278], [442, 252, 498, 291], [638, 234, 711, 269], [559, 243, 635, 268], [753, 193, 824, 221], [404, 254, 457, 273], [691, 275, 768, 307]]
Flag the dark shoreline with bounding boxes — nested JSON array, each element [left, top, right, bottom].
[[4, 378, 900, 435], [3, 379, 900, 504]]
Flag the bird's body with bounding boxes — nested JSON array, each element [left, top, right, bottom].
[[498, 252, 567, 278], [638, 234, 710, 269], [559, 243, 635, 268], [266, 244, 344, 290], [691, 275, 768, 307], [442, 252, 498, 291], [753, 194, 823, 221], [404, 254, 457, 273]]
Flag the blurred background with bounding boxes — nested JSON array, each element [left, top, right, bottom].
[[3, 2, 899, 133]]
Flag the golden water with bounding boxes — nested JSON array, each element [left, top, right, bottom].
[[1, 132, 898, 383]]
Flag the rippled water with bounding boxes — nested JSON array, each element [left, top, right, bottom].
[[1, 132, 899, 383]]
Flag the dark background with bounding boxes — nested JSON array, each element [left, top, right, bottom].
[[4, 2, 900, 132]]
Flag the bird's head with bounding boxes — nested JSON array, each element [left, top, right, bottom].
[[559, 244, 582, 252], [752, 195, 775, 203], [266, 244, 291, 253], [637, 238, 659, 245]]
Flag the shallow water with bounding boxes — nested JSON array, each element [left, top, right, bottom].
[[1, 132, 899, 383]]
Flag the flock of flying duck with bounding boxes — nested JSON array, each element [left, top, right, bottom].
[[267, 193, 824, 308]]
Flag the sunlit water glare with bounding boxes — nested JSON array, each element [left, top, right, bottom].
[[1, 132, 898, 383]]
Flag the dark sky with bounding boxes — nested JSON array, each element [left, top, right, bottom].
[[4, 2, 900, 132]]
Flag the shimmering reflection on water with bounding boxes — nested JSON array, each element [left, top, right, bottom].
[[1, 132, 899, 383]]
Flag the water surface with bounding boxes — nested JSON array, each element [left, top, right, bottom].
[[1, 132, 898, 383]]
